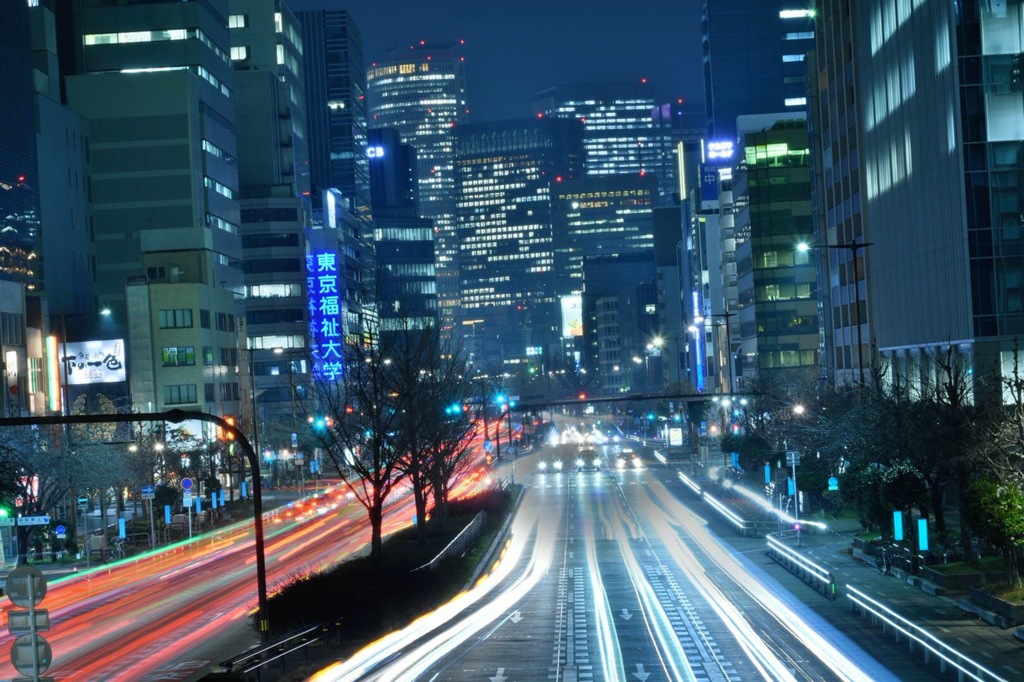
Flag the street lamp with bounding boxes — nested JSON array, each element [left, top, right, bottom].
[[55, 308, 111, 568], [797, 239, 874, 386]]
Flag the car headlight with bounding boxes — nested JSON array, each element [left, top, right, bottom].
[[538, 461, 548, 470], [575, 459, 584, 467], [616, 459, 626, 469], [593, 458, 601, 467], [554, 460, 563, 470], [632, 458, 643, 468]]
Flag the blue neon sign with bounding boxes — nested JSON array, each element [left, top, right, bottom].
[[306, 250, 344, 381]]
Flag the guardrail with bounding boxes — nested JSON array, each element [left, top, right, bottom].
[[212, 618, 343, 680], [846, 584, 1008, 682], [413, 511, 487, 572], [766, 530, 836, 599]]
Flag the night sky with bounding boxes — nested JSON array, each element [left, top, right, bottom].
[[291, 0, 705, 122]]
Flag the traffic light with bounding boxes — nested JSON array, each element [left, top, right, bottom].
[[445, 403, 463, 416]]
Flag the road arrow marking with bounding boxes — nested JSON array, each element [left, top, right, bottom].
[[489, 667, 508, 682], [620, 608, 633, 620], [632, 663, 651, 681], [509, 610, 523, 623]]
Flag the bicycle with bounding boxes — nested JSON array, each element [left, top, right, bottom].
[[108, 536, 126, 562]]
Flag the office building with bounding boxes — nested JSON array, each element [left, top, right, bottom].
[[454, 117, 585, 365], [813, 0, 1024, 396], [701, 1, 815, 140], [551, 174, 658, 296], [734, 120, 818, 383], [298, 9, 370, 224], [66, 0, 244, 419], [0, 0, 41, 290], [534, 83, 674, 196], [229, 0, 312, 454], [366, 42, 467, 331], [369, 127, 437, 329]]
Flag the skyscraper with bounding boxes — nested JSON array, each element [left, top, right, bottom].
[[369, 127, 437, 329], [366, 42, 467, 331], [701, 1, 815, 140], [0, 0, 41, 289], [299, 9, 370, 223], [551, 174, 658, 296], [534, 83, 666, 183], [454, 117, 584, 363]]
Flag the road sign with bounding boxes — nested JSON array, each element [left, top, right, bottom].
[[55, 524, 66, 539], [483, 440, 494, 453], [17, 515, 50, 526], [141, 485, 156, 500], [181, 477, 193, 491], [785, 451, 801, 466], [8, 608, 50, 634], [77, 495, 88, 510], [183, 492, 193, 508], [11, 633, 52, 676], [828, 476, 839, 491], [6, 565, 46, 608], [0, 517, 15, 527]]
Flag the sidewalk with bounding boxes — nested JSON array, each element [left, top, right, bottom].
[[694, 472, 1024, 681]]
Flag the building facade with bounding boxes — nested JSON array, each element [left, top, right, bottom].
[[366, 43, 467, 332], [65, 0, 244, 420], [298, 9, 370, 224], [454, 117, 585, 365], [701, 0, 815, 140], [734, 120, 818, 383]]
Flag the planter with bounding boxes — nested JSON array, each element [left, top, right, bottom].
[[852, 536, 878, 554], [968, 586, 1024, 628], [921, 566, 1010, 593]]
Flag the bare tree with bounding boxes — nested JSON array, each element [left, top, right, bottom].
[[309, 322, 409, 564]]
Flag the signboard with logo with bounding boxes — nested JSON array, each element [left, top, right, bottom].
[[62, 339, 126, 385]]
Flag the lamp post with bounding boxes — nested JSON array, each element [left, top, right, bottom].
[[798, 239, 874, 386], [244, 346, 262, 488], [57, 308, 111, 567]]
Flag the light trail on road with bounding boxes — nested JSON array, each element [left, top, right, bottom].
[[0, 466, 495, 681]]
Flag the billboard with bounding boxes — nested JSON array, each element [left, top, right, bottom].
[[63, 339, 126, 385], [560, 296, 583, 338]]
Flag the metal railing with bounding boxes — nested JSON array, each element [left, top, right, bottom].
[[847, 584, 1008, 682], [766, 530, 836, 599], [413, 511, 487, 572], [212, 619, 343, 680]]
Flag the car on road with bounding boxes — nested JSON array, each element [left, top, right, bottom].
[[616, 447, 643, 469], [576, 447, 601, 472], [537, 457, 564, 472]]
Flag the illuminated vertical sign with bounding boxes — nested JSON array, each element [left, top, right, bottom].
[[46, 335, 61, 412], [306, 251, 344, 381], [692, 291, 705, 392]]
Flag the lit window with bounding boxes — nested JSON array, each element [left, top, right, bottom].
[[228, 14, 248, 29], [231, 46, 249, 61], [780, 9, 815, 19], [785, 97, 807, 107], [783, 54, 806, 62], [785, 32, 814, 40]]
